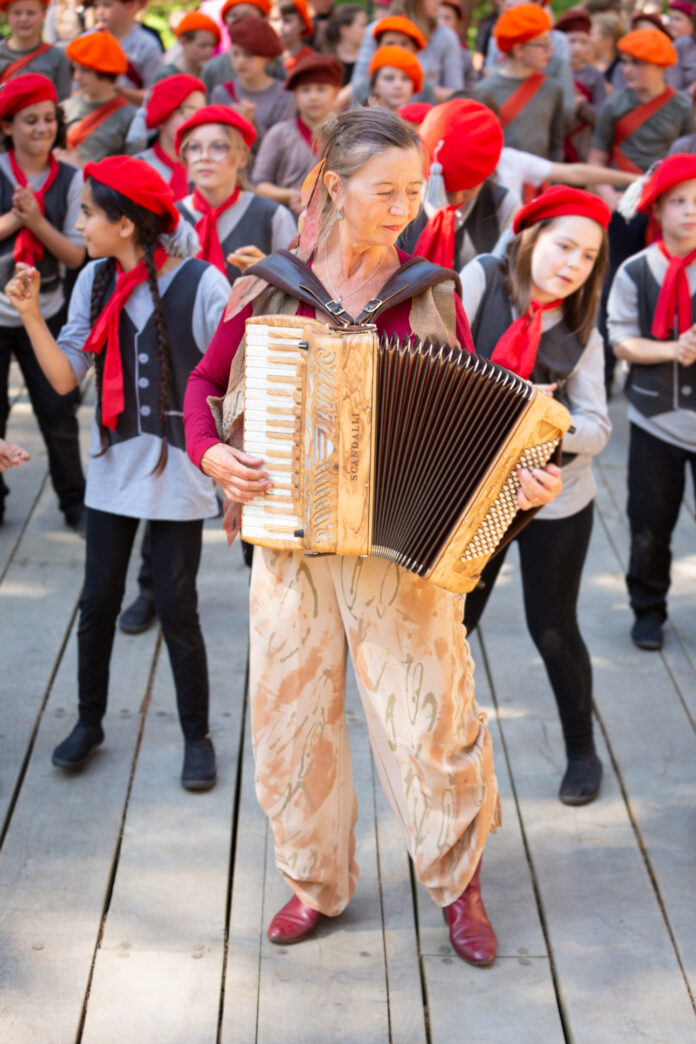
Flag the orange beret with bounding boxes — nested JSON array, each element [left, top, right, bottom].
[[175, 12, 222, 44], [66, 31, 128, 75], [494, 4, 552, 53], [286, 0, 314, 38], [420, 99, 503, 191], [373, 16, 427, 51], [617, 27, 677, 67], [221, 0, 271, 18], [370, 46, 424, 93]]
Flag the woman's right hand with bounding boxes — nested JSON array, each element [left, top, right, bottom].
[[200, 442, 272, 503], [4, 263, 41, 319]]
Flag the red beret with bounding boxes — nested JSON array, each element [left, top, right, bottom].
[[84, 156, 180, 232], [221, 0, 271, 17], [513, 186, 611, 233], [494, 4, 552, 53], [398, 101, 433, 125], [369, 45, 424, 93], [145, 74, 205, 130], [175, 12, 222, 44], [228, 14, 283, 56], [618, 28, 677, 66], [554, 10, 592, 35], [66, 31, 128, 75], [630, 12, 671, 36], [420, 99, 503, 191], [373, 16, 427, 50], [284, 54, 343, 90], [0, 73, 57, 119], [669, 0, 694, 17], [638, 153, 696, 211], [174, 103, 257, 154]]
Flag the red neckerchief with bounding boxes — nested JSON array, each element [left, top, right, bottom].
[[295, 117, 317, 155], [413, 204, 459, 268], [490, 298, 563, 379], [651, 239, 696, 339], [9, 150, 60, 266], [192, 186, 241, 274], [152, 142, 189, 201], [83, 246, 169, 430]]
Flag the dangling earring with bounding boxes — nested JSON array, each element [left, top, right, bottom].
[[337, 210, 344, 221]]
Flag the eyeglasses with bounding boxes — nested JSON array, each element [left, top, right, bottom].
[[182, 141, 233, 162], [524, 39, 552, 50]]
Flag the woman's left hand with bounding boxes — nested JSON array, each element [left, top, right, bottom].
[[12, 186, 41, 227], [516, 462, 562, 510]]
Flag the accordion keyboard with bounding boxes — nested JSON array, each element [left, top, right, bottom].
[[242, 323, 305, 546]]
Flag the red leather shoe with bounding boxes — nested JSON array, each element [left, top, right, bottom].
[[267, 894, 322, 945], [443, 859, 497, 967]]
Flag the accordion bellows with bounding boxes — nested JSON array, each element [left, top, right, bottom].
[[242, 315, 571, 594]]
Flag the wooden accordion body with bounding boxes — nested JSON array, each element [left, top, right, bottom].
[[242, 315, 571, 594]]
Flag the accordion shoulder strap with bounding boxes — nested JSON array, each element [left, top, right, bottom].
[[245, 250, 462, 326]]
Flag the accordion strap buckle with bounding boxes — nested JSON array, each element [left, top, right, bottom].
[[359, 298, 383, 321]]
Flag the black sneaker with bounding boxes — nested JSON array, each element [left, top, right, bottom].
[[119, 594, 157, 635], [64, 505, 86, 538], [559, 751, 603, 806], [52, 723, 104, 769], [631, 614, 664, 651], [181, 736, 217, 792]]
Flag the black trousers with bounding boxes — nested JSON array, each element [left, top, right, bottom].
[[597, 211, 648, 393], [0, 309, 85, 513], [627, 422, 696, 621], [463, 501, 595, 757], [78, 508, 209, 739]]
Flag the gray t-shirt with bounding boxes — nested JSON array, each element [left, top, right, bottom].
[[209, 78, 296, 145], [0, 152, 82, 327], [474, 71, 565, 162], [485, 28, 575, 123], [592, 88, 694, 171], [251, 118, 315, 190], [461, 256, 612, 520], [607, 244, 696, 451], [118, 23, 162, 89], [61, 94, 137, 163], [0, 39, 72, 100], [57, 257, 230, 520]]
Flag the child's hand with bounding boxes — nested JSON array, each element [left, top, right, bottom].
[[4, 263, 41, 317], [533, 382, 557, 397], [0, 439, 30, 472], [12, 185, 41, 227], [226, 245, 266, 272], [235, 99, 256, 123], [676, 328, 696, 366]]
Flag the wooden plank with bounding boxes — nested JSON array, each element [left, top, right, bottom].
[[254, 667, 392, 1044], [0, 583, 160, 1041], [83, 528, 250, 1043], [0, 392, 93, 833], [478, 546, 696, 1042], [415, 632, 564, 1043]]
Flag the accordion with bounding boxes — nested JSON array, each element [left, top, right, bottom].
[[242, 315, 571, 594]]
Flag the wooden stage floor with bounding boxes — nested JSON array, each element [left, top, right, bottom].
[[1, 366, 694, 1042]]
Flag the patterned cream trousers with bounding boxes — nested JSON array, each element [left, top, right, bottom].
[[249, 547, 501, 917]]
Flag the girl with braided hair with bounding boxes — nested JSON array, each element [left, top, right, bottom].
[[5, 155, 230, 790]]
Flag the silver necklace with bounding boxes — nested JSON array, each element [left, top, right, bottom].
[[322, 249, 387, 305]]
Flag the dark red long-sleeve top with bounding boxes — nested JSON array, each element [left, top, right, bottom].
[[184, 259, 474, 468]]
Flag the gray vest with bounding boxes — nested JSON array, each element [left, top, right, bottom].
[[178, 194, 282, 285]]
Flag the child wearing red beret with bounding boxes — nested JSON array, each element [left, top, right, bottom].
[[63, 31, 137, 165], [274, 0, 316, 75], [252, 55, 342, 214], [461, 186, 612, 806], [607, 154, 696, 651], [401, 98, 519, 270], [135, 75, 207, 200], [474, 4, 564, 176], [156, 11, 221, 81], [5, 155, 231, 788], [0, 0, 71, 99], [204, 16, 294, 147], [91, 0, 163, 105], [0, 73, 86, 531], [176, 105, 296, 283]]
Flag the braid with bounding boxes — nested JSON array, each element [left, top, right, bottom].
[[90, 257, 117, 459], [142, 236, 172, 477]]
